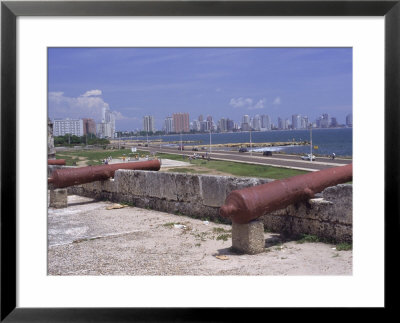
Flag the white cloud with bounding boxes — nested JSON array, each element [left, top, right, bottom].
[[229, 97, 265, 110], [111, 111, 125, 121], [273, 97, 281, 105], [81, 89, 102, 97], [248, 98, 266, 110], [229, 97, 253, 108], [48, 90, 122, 122]]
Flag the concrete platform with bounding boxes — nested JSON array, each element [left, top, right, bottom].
[[48, 195, 352, 276]]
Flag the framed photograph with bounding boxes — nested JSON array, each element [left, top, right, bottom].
[[2, 0, 398, 320]]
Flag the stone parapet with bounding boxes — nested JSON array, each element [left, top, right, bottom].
[[262, 184, 353, 242], [65, 169, 352, 242]]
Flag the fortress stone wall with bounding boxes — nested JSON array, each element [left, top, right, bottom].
[[60, 169, 352, 243]]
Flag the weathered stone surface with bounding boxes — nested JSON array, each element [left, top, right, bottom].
[[62, 170, 352, 243], [201, 175, 230, 207], [321, 184, 353, 224], [232, 219, 265, 254], [49, 188, 68, 208], [142, 171, 162, 198], [159, 172, 178, 201], [226, 177, 272, 195], [48, 119, 56, 159], [262, 207, 352, 243], [116, 170, 146, 196], [175, 173, 201, 202]]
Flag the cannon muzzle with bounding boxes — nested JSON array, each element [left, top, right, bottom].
[[48, 159, 161, 188], [220, 164, 352, 224]]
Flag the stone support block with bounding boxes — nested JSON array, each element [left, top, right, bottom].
[[232, 219, 265, 254], [49, 188, 68, 208]]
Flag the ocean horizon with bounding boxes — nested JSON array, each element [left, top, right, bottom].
[[127, 128, 352, 157]]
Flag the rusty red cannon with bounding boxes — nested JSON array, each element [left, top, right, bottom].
[[48, 159, 66, 165], [220, 164, 352, 224], [48, 159, 161, 189]]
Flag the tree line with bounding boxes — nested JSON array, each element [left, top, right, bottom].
[[54, 134, 110, 146]]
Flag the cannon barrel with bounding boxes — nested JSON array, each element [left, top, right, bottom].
[[220, 164, 352, 224], [48, 159, 66, 165], [48, 159, 161, 188]]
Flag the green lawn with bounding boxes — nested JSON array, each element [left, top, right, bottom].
[[55, 149, 308, 179], [56, 149, 139, 166], [158, 153, 308, 179]]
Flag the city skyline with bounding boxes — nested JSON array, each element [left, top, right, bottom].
[[48, 47, 352, 131]]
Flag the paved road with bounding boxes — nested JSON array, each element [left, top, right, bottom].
[[137, 146, 352, 172]]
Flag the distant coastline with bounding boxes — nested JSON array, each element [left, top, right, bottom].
[[117, 128, 352, 157]]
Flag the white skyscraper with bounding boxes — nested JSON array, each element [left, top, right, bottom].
[[143, 115, 155, 133], [292, 114, 301, 130], [320, 113, 330, 128], [164, 116, 174, 133], [97, 105, 116, 138], [218, 118, 228, 132], [261, 114, 271, 130], [241, 115, 251, 131], [191, 120, 200, 132], [252, 115, 261, 131], [301, 116, 309, 129]]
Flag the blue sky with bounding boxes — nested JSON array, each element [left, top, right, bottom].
[[48, 47, 352, 131]]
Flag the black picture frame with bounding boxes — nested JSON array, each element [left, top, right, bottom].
[[1, 0, 398, 321]]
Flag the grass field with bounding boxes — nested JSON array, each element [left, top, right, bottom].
[[55, 149, 309, 179], [157, 153, 308, 179], [56, 149, 138, 166]]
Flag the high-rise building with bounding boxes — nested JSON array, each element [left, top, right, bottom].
[[301, 116, 309, 129], [284, 119, 290, 130], [96, 122, 113, 139], [261, 114, 271, 130], [252, 115, 261, 131], [97, 105, 116, 138], [320, 113, 330, 128], [242, 115, 250, 124], [143, 115, 155, 133], [292, 114, 301, 130], [164, 116, 174, 134], [191, 120, 200, 132], [173, 113, 190, 133], [241, 115, 251, 131], [277, 117, 282, 130], [278, 117, 284, 130], [82, 118, 96, 135], [200, 120, 209, 132], [218, 118, 228, 132], [53, 118, 84, 137], [346, 113, 353, 127], [226, 119, 234, 131], [198, 115, 203, 122]]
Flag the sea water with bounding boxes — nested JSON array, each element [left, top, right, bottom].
[[133, 128, 352, 157]]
